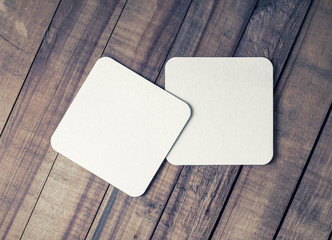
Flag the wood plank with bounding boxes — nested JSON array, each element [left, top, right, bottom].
[[103, 0, 192, 81], [0, 0, 125, 238], [211, 0, 332, 239], [0, 0, 59, 131], [22, 0, 193, 239], [152, 1, 312, 239], [86, 0, 258, 239], [87, 162, 181, 240], [276, 107, 332, 239], [22, 156, 110, 240]]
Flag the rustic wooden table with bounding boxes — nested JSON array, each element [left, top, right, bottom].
[[0, 0, 331, 239]]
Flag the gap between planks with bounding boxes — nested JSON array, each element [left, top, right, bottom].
[[0, 0, 62, 138], [273, 103, 332, 240], [20, 154, 59, 239]]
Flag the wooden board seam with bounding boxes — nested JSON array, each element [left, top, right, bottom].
[[83, 184, 111, 239], [273, 103, 332, 239], [273, 0, 314, 89], [19, 154, 59, 238], [228, 0, 259, 57], [207, 165, 243, 240], [0, 0, 62, 138], [148, 162, 184, 238], [100, 0, 128, 57]]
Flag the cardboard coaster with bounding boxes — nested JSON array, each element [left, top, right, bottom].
[[51, 57, 191, 197], [165, 57, 273, 165]]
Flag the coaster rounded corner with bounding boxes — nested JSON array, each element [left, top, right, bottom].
[[180, 100, 192, 122], [165, 155, 184, 166], [257, 57, 273, 76], [126, 187, 147, 198], [165, 57, 183, 69], [261, 149, 274, 165], [50, 131, 60, 153]]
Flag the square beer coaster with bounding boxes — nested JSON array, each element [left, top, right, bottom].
[[165, 57, 273, 165], [51, 57, 191, 197]]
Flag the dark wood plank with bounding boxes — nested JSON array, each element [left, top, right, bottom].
[[103, 0, 192, 81], [276, 108, 332, 239], [0, 0, 59, 131], [211, 0, 332, 239], [0, 0, 125, 238], [151, 1, 312, 239], [86, 0, 258, 239], [22, 0, 193, 239]]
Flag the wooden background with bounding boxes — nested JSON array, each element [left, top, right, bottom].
[[0, 0, 331, 239]]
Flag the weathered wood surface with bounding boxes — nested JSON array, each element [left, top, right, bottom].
[[22, 0, 193, 239], [152, 0, 312, 239], [21, 156, 110, 240], [0, 0, 125, 238], [211, 0, 332, 239], [277, 107, 332, 239], [86, 1, 258, 239], [0, 0, 59, 131], [0, 0, 331, 239], [103, 0, 193, 81]]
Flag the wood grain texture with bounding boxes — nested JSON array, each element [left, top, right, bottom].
[[152, 0, 311, 239], [86, 162, 181, 240], [0, 0, 329, 239], [0, 0, 59, 131], [211, 0, 332, 239], [0, 0, 125, 238], [276, 108, 332, 239], [22, 156, 109, 240], [23, 0, 193, 239], [152, 165, 240, 240], [103, 0, 193, 81]]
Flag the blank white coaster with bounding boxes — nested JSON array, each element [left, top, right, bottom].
[[51, 57, 191, 197], [166, 57, 273, 165]]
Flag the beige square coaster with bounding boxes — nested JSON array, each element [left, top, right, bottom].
[[166, 57, 273, 165], [51, 57, 191, 196]]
